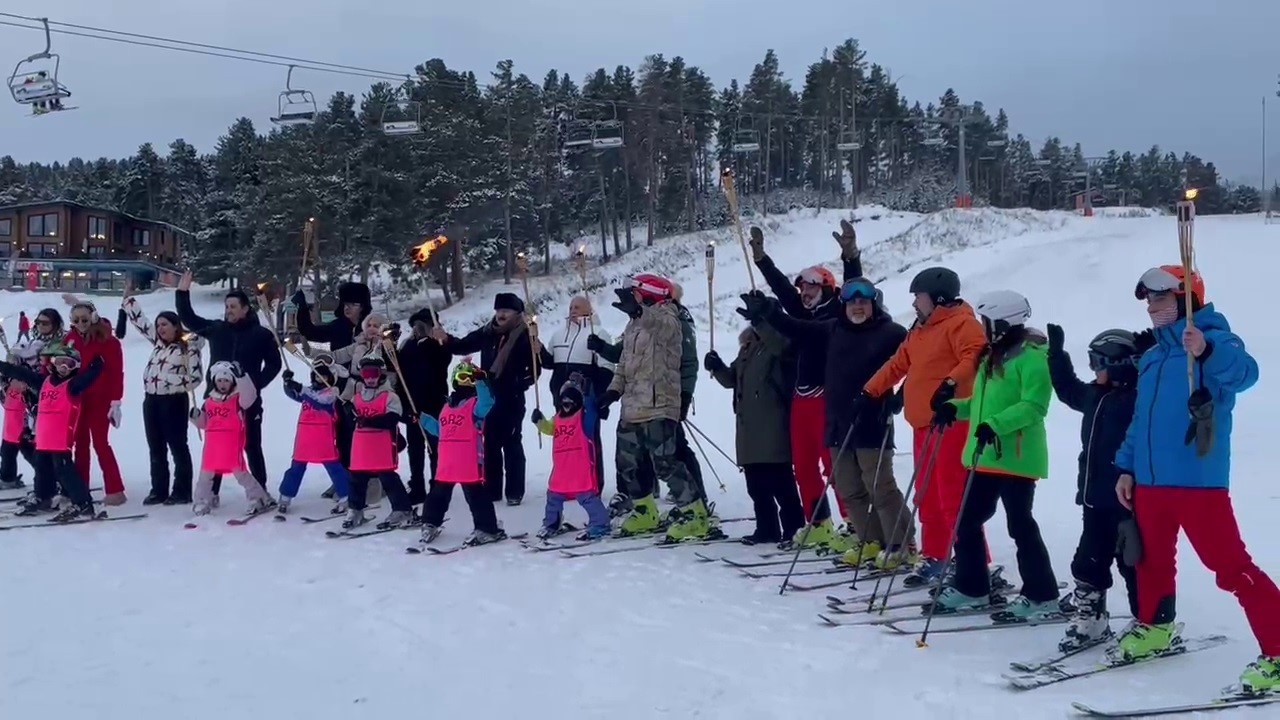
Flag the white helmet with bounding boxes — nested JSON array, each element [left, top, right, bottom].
[[975, 290, 1031, 339]]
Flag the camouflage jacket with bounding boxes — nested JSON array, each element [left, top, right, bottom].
[[608, 302, 683, 423]]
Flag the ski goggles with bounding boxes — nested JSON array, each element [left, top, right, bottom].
[[1134, 267, 1181, 300], [1087, 352, 1136, 372], [452, 366, 477, 387], [840, 279, 878, 303], [47, 355, 78, 371], [360, 366, 383, 383]]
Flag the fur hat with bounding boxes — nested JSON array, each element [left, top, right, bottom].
[[494, 292, 525, 314], [337, 282, 372, 313]]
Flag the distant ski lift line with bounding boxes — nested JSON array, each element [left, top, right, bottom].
[[7, 16, 74, 114]]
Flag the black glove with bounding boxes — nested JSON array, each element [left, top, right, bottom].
[[931, 402, 958, 429], [1133, 328, 1156, 354], [930, 379, 956, 413], [531, 408, 545, 425], [597, 403, 610, 420], [974, 422, 998, 449], [884, 387, 905, 417], [586, 334, 607, 354], [680, 392, 692, 421], [282, 369, 295, 383], [737, 290, 772, 323], [284, 379, 303, 396], [290, 290, 307, 308], [612, 288, 642, 319], [230, 362, 245, 378], [1185, 387, 1215, 457], [1046, 323, 1064, 354], [598, 389, 621, 413], [703, 351, 725, 373]]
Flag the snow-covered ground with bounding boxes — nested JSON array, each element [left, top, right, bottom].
[[3, 207, 1279, 719]]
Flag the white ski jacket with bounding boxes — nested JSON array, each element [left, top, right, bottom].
[[549, 316, 614, 371], [124, 299, 205, 396]]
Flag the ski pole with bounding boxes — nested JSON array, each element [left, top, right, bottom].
[[683, 420, 739, 470], [705, 241, 716, 360], [847, 414, 893, 592], [779, 424, 855, 595], [916, 447, 983, 648], [869, 426, 944, 613], [683, 420, 727, 493]]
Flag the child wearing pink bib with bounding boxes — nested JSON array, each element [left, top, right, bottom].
[[341, 355, 414, 531], [277, 359, 352, 516], [532, 373, 609, 541], [0, 343, 104, 521], [416, 360, 505, 547], [191, 362, 274, 516], [0, 377, 37, 491]]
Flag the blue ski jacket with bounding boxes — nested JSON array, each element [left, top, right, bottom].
[[1115, 304, 1257, 490]]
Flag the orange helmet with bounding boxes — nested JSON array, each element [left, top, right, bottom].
[[1135, 265, 1205, 306], [793, 265, 837, 290]]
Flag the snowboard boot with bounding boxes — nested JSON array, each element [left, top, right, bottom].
[[618, 495, 662, 537], [789, 519, 838, 552], [902, 557, 946, 588], [342, 507, 369, 530], [1059, 582, 1114, 653], [874, 544, 920, 571], [1106, 622, 1183, 665], [330, 497, 349, 515], [607, 493, 633, 519], [990, 595, 1061, 624], [142, 491, 168, 506], [840, 538, 882, 568], [464, 527, 508, 546], [663, 500, 720, 543], [376, 510, 412, 530], [1239, 656, 1280, 695], [49, 502, 96, 523], [927, 586, 990, 613], [419, 524, 443, 544]]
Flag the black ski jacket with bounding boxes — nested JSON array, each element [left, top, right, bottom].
[[395, 334, 452, 418], [766, 305, 906, 449], [1047, 345, 1137, 512], [442, 321, 536, 410], [755, 253, 862, 395], [176, 291, 282, 398]]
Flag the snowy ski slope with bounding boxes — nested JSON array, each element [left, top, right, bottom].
[[3, 207, 1278, 719]]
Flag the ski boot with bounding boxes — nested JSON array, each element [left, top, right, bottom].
[[825, 526, 856, 555], [787, 519, 838, 553], [14, 495, 52, 516], [902, 557, 946, 588], [276, 497, 292, 515], [991, 595, 1061, 624], [342, 507, 369, 530], [464, 526, 508, 547], [617, 495, 662, 537], [926, 586, 990, 614], [874, 544, 919, 571], [376, 510, 412, 530], [330, 497, 349, 515], [1239, 656, 1280, 695], [210, 495, 221, 510], [1106, 622, 1183, 665], [739, 530, 782, 546], [103, 492, 127, 507], [48, 502, 96, 523], [663, 500, 722, 543], [419, 524, 443, 545], [1058, 582, 1114, 653], [0, 476, 25, 491], [321, 484, 336, 500], [536, 523, 561, 540], [840, 538, 882, 568], [142, 491, 168, 506], [192, 502, 213, 516], [576, 525, 610, 542], [607, 493, 633, 519], [247, 496, 277, 515]]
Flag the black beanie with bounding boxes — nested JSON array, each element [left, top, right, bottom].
[[494, 292, 525, 314], [409, 308, 435, 328]]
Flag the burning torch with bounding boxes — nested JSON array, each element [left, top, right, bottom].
[[720, 167, 757, 291], [1177, 188, 1198, 390], [411, 234, 449, 328], [254, 281, 292, 372]]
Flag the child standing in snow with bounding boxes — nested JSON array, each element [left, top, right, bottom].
[[531, 373, 610, 541], [343, 356, 414, 531], [191, 361, 275, 516], [0, 343, 104, 521], [417, 360, 506, 547], [1045, 323, 1144, 653], [277, 358, 352, 516], [0, 376, 36, 491]]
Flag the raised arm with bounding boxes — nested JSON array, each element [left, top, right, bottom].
[[175, 290, 215, 334], [123, 299, 158, 343], [0, 360, 43, 386]]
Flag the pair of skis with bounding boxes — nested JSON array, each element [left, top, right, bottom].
[[406, 532, 529, 555], [0, 511, 147, 530]]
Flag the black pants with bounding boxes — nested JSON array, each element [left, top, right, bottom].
[[404, 419, 439, 502], [422, 480, 499, 533], [38, 450, 91, 508], [483, 403, 526, 502], [743, 462, 805, 542], [142, 394, 193, 500], [953, 472, 1059, 602], [336, 410, 353, 468], [674, 422, 707, 501], [1072, 504, 1139, 615], [212, 403, 267, 495], [349, 470, 411, 512], [0, 437, 36, 484]]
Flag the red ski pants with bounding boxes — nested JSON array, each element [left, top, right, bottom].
[[75, 406, 124, 496], [1134, 485, 1280, 655], [913, 423, 987, 561], [790, 394, 840, 520]]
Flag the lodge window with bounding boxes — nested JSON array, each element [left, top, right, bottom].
[[132, 228, 151, 247], [26, 243, 58, 258], [87, 246, 106, 258], [88, 216, 108, 241], [0, 241, 10, 257], [0, 219, 11, 236], [27, 213, 58, 238]]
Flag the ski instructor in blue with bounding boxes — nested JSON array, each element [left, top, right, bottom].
[[1112, 264, 1279, 694]]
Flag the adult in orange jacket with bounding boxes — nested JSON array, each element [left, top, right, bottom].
[[863, 267, 986, 587]]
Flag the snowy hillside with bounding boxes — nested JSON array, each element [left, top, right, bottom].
[[4, 208, 1280, 719]]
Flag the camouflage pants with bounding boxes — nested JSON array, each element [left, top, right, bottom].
[[616, 419, 696, 506]]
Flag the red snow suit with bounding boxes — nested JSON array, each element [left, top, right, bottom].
[[66, 321, 124, 496]]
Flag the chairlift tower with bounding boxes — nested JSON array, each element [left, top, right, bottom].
[[8, 18, 75, 115], [937, 105, 980, 209]]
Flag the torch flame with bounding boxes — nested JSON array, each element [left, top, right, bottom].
[[256, 282, 267, 293], [1184, 188, 1199, 201], [412, 235, 449, 265], [575, 244, 585, 256]]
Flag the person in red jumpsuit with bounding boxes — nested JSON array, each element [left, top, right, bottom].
[[65, 301, 126, 505]]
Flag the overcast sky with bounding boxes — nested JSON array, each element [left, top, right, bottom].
[[3, 0, 1277, 184]]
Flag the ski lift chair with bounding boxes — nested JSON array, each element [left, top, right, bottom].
[[731, 129, 761, 154], [8, 18, 74, 115], [381, 97, 424, 137], [564, 120, 594, 150], [922, 124, 945, 147], [836, 130, 861, 152], [271, 65, 317, 126], [591, 120, 624, 150]]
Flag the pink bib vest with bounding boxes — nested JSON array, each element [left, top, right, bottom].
[[34, 380, 80, 452], [351, 392, 398, 472], [293, 401, 339, 464], [201, 394, 248, 474], [3, 386, 27, 444], [549, 412, 596, 495], [436, 397, 483, 485]]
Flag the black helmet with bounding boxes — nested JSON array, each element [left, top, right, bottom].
[[1088, 329, 1140, 383], [908, 267, 961, 304]]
